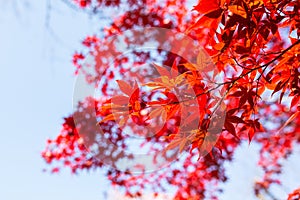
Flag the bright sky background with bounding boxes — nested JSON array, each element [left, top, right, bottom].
[[0, 1, 300, 200]]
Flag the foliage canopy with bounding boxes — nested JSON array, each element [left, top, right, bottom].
[[42, 0, 300, 199]]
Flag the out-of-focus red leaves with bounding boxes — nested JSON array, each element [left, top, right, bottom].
[[288, 188, 300, 200]]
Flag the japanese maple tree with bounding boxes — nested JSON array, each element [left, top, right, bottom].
[[42, 0, 300, 199]]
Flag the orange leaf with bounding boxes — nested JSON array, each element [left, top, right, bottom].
[[111, 95, 129, 105], [277, 111, 299, 134], [179, 139, 189, 153], [274, 53, 292, 72], [118, 116, 128, 127], [265, 82, 277, 90], [166, 104, 180, 120], [196, 50, 214, 72], [165, 138, 181, 151], [143, 82, 166, 89], [174, 73, 186, 85], [97, 113, 121, 124], [152, 63, 171, 78], [116, 80, 132, 96], [228, 5, 247, 18], [149, 107, 164, 119], [165, 136, 188, 153], [214, 42, 225, 50], [182, 63, 197, 71]]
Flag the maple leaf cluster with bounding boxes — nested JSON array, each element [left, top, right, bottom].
[[43, 0, 300, 199]]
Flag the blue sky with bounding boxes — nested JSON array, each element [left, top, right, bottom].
[[0, 1, 299, 200], [0, 1, 110, 200]]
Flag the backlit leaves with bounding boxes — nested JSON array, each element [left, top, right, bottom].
[[43, 0, 300, 199]]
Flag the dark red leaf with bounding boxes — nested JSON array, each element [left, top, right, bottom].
[[205, 9, 224, 19], [225, 121, 237, 137]]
